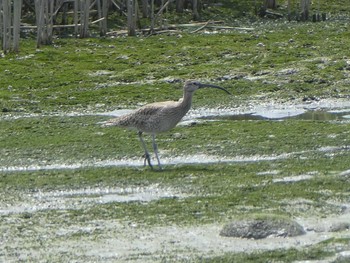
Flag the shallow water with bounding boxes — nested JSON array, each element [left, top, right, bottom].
[[204, 109, 350, 121], [181, 99, 350, 121], [100, 99, 350, 122], [2, 98, 350, 123]]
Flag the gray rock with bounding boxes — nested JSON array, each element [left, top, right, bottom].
[[220, 214, 305, 239]]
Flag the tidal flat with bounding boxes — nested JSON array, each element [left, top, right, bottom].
[[1, 13, 350, 262]]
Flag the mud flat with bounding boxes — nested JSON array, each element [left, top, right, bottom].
[[1, 98, 349, 262], [1, 183, 349, 262]]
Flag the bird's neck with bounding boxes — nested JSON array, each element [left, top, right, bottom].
[[179, 91, 194, 112]]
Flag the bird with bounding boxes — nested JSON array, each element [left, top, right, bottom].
[[102, 80, 231, 170]]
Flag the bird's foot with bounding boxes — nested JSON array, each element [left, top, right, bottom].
[[142, 153, 153, 170]]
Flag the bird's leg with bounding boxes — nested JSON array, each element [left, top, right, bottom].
[[138, 131, 153, 169], [152, 134, 162, 170]]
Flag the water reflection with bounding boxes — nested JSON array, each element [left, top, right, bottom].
[[206, 110, 350, 121], [293, 111, 349, 121]]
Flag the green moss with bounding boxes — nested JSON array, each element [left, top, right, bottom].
[[2, 20, 350, 114]]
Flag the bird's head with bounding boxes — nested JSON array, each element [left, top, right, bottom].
[[184, 80, 231, 94]]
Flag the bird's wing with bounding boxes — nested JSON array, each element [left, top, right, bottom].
[[101, 101, 177, 128]]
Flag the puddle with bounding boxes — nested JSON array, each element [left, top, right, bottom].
[[178, 99, 350, 122], [2, 98, 350, 123], [99, 100, 350, 122], [200, 108, 350, 121]]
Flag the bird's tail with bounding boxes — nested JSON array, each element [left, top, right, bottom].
[[99, 118, 120, 127]]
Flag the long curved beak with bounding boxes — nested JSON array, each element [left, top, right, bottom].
[[199, 83, 232, 95]]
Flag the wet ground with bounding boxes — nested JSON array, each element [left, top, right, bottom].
[[1, 98, 350, 262], [2, 98, 350, 172], [1, 181, 349, 262]]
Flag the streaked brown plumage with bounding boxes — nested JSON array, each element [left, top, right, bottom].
[[103, 80, 231, 169]]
